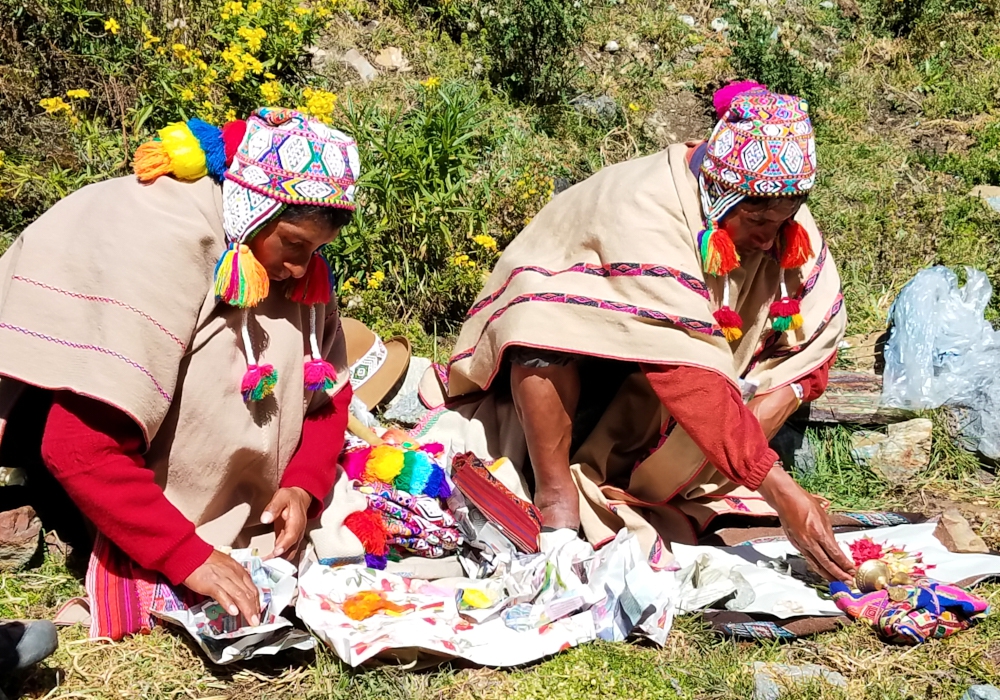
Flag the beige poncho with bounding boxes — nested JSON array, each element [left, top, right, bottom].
[[419, 143, 845, 564], [0, 175, 350, 548]]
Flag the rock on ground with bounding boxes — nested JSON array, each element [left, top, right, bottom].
[[934, 508, 990, 553], [851, 417, 933, 484], [570, 94, 618, 123], [753, 662, 847, 700], [0, 505, 42, 572], [972, 185, 1000, 213], [962, 685, 1000, 700], [341, 48, 378, 83]]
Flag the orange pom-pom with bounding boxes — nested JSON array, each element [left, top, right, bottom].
[[780, 220, 814, 269], [133, 141, 173, 183]]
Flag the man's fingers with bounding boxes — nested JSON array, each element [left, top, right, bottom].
[[225, 570, 261, 626], [820, 534, 856, 582], [261, 494, 287, 525], [212, 587, 240, 618]]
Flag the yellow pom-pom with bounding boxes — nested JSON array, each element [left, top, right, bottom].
[[365, 445, 406, 483], [133, 141, 173, 183], [159, 122, 208, 180], [790, 314, 804, 331], [722, 326, 743, 342]]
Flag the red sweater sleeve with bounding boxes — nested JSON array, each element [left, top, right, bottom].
[[796, 353, 836, 403], [280, 384, 352, 519], [640, 364, 777, 490], [40, 393, 213, 585]]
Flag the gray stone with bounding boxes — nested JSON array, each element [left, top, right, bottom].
[[570, 94, 618, 123], [604, 40, 620, 53], [341, 48, 379, 83], [711, 17, 729, 31], [770, 425, 817, 478], [753, 662, 847, 700], [306, 46, 336, 72], [962, 685, 1000, 700], [972, 185, 1000, 213], [679, 14, 696, 26], [553, 177, 572, 195], [819, 1, 835, 7], [850, 417, 933, 483], [0, 506, 41, 572]]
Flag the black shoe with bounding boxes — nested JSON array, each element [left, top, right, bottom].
[[0, 620, 58, 673]]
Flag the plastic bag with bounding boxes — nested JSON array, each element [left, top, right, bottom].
[[882, 266, 1000, 410]]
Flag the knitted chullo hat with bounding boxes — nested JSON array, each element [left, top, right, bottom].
[[133, 107, 360, 402], [698, 81, 817, 341]]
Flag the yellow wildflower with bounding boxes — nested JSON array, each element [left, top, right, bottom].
[[628, 102, 640, 112], [264, 72, 276, 79], [104, 18, 120, 34], [247, 0, 262, 12], [421, 76, 441, 89], [301, 87, 338, 123], [452, 254, 476, 268], [39, 97, 71, 115], [197, 59, 209, 71], [472, 234, 497, 251], [341, 276, 359, 293], [202, 100, 213, 110], [315, 5, 331, 16], [202, 68, 218, 86], [283, 19, 302, 33], [221, 0, 244, 19], [237, 26, 267, 53], [260, 80, 282, 104], [172, 43, 191, 61], [225, 108, 238, 122], [142, 25, 160, 49], [367, 270, 386, 289], [65, 89, 90, 99], [180, 88, 196, 101], [294, 5, 312, 14], [124, 0, 132, 5]]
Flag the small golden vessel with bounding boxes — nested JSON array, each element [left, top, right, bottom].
[[855, 559, 890, 593]]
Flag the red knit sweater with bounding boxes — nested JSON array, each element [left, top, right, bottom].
[[642, 357, 832, 491], [40, 386, 351, 585]]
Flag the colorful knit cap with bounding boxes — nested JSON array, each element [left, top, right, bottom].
[[132, 107, 360, 402], [696, 82, 816, 342]]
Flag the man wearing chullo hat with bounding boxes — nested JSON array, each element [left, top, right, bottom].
[[422, 82, 856, 584], [0, 107, 360, 638]]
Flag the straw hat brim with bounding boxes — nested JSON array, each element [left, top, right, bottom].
[[341, 317, 412, 410]]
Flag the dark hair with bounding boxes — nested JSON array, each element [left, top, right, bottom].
[[740, 194, 809, 210], [279, 204, 353, 231]]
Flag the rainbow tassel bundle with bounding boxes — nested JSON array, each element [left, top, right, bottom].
[[340, 434, 454, 570]]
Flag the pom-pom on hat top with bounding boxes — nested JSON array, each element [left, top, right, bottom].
[[696, 82, 816, 342]]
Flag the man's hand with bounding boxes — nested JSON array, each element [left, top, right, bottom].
[[183, 550, 261, 625], [758, 466, 856, 584], [748, 385, 800, 440], [261, 486, 312, 561]]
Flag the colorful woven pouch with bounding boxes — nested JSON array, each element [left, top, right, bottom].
[[451, 452, 542, 554]]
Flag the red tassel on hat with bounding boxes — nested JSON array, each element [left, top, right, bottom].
[[288, 253, 333, 305], [780, 220, 814, 269]]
